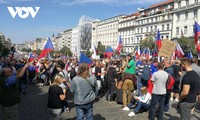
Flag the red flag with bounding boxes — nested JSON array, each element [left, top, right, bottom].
[[38, 38, 54, 59], [116, 35, 122, 54], [194, 21, 200, 52], [156, 29, 162, 51]]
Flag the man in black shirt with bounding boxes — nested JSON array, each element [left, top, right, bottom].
[[179, 58, 200, 120]]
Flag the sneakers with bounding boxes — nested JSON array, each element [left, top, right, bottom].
[[128, 111, 135, 117], [170, 97, 173, 101], [122, 106, 130, 111], [175, 98, 179, 102]]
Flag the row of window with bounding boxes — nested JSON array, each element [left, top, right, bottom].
[[176, 26, 188, 35], [177, 10, 198, 21], [97, 32, 118, 38], [98, 17, 120, 25], [96, 24, 118, 30], [177, 0, 199, 8]]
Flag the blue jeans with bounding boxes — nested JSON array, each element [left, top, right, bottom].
[[136, 76, 142, 96], [133, 101, 150, 113], [106, 82, 115, 101], [76, 102, 93, 120], [164, 91, 170, 112], [149, 94, 166, 120]]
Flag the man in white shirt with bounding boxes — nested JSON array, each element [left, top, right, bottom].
[[149, 62, 168, 120]]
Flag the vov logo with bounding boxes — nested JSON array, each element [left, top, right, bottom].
[[7, 7, 40, 19]]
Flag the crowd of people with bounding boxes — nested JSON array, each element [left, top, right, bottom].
[[0, 54, 200, 120]]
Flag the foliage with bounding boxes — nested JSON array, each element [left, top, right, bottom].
[[32, 49, 42, 55], [0, 36, 10, 56], [21, 48, 32, 53], [177, 37, 196, 54], [85, 49, 92, 57], [140, 37, 156, 49], [60, 46, 73, 57], [97, 41, 106, 55]]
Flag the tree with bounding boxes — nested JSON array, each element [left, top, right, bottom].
[[21, 48, 31, 53], [97, 41, 106, 55], [32, 49, 42, 55], [85, 49, 92, 57], [140, 37, 156, 50], [60, 46, 73, 57], [177, 37, 196, 55]]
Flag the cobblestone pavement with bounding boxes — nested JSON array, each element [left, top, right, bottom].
[[1, 84, 200, 120]]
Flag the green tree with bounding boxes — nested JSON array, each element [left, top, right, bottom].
[[177, 37, 196, 55], [21, 48, 32, 53], [97, 41, 105, 55], [85, 49, 92, 57], [60, 46, 73, 57], [32, 49, 42, 55], [140, 37, 156, 50]]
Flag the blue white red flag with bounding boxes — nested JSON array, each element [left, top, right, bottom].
[[156, 29, 162, 51], [194, 21, 200, 52], [116, 35, 122, 54], [105, 46, 114, 59], [175, 43, 184, 58], [79, 53, 93, 65], [28, 53, 35, 62], [38, 38, 54, 59]]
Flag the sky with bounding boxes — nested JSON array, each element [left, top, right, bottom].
[[0, 0, 165, 44]]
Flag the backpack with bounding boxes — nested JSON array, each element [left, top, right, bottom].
[[141, 65, 151, 81], [166, 74, 175, 90]]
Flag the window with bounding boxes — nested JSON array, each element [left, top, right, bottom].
[[137, 29, 139, 33], [178, 2, 181, 8], [146, 27, 148, 32], [141, 28, 143, 33], [176, 27, 179, 35], [167, 24, 170, 30], [185, 12, 188, 19], [184, 26, 187, 34], [186, 0, 189, 6], [150, 26, 153, 32], [194, 10, 197, 18], [177, 13, 180, 21], [155, 26, 157, 31], [195, 0, 198, 4], [162, 25, 165, 31]]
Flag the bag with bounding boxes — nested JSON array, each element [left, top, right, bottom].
[[141, 65, 151, 81], [166, 74, 175, 90]]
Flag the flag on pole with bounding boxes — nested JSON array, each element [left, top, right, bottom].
[[135, 46, 141, 60], [141, 48, 151, 60], [79, 53, 93, 64], [38, 38, 54, 59], [175, 43, 184, 58], [28, 53, 35, 62], [92, 44, 98, 56], [152, 48, 158, 57], [105, 46, 114, 59], [156, 29, 162, 51], [194, 21, 200, 52], [116, 35, 122, 54], [185, 50, 193, 59]]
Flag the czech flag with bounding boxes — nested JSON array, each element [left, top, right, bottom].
[[175, 43, 184, 58], [152, 48, 158, 57], [105, 46, 114, 59], [156, 29, 162, 51], [194, 21, 200, 52], [79, 53, 93, 65], [38, 38, 54, 59], [93, 44, 98, 56], [116, 35, 122, 54], [141, 48, 151, 60], [28, 53, 35, 62], [135, 46, 141, 60]]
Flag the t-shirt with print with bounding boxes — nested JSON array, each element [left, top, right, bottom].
[[181, 70, 200, 103], [48, 85, 64, 109], [151, 70, 168, 95]]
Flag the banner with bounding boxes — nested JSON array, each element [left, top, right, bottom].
[[158, 39, 176, 58]]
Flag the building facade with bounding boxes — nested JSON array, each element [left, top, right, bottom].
[[119, 0, 174, 53], [172, 0, 200, 39], [92, 15, 124, 50]]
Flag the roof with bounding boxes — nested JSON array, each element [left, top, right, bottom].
[[149, 0, 173, 9], [122, 12, 140, 19]]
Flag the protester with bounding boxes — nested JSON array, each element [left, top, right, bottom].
[[122, 53, 136, 110], [149, 62, 168, 120], [0, 63, 29, 120], [179, 57, 200, 120], [124, 86, 151, 117], [70, 63, 98, 120], [48, 74, 66, 120]]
